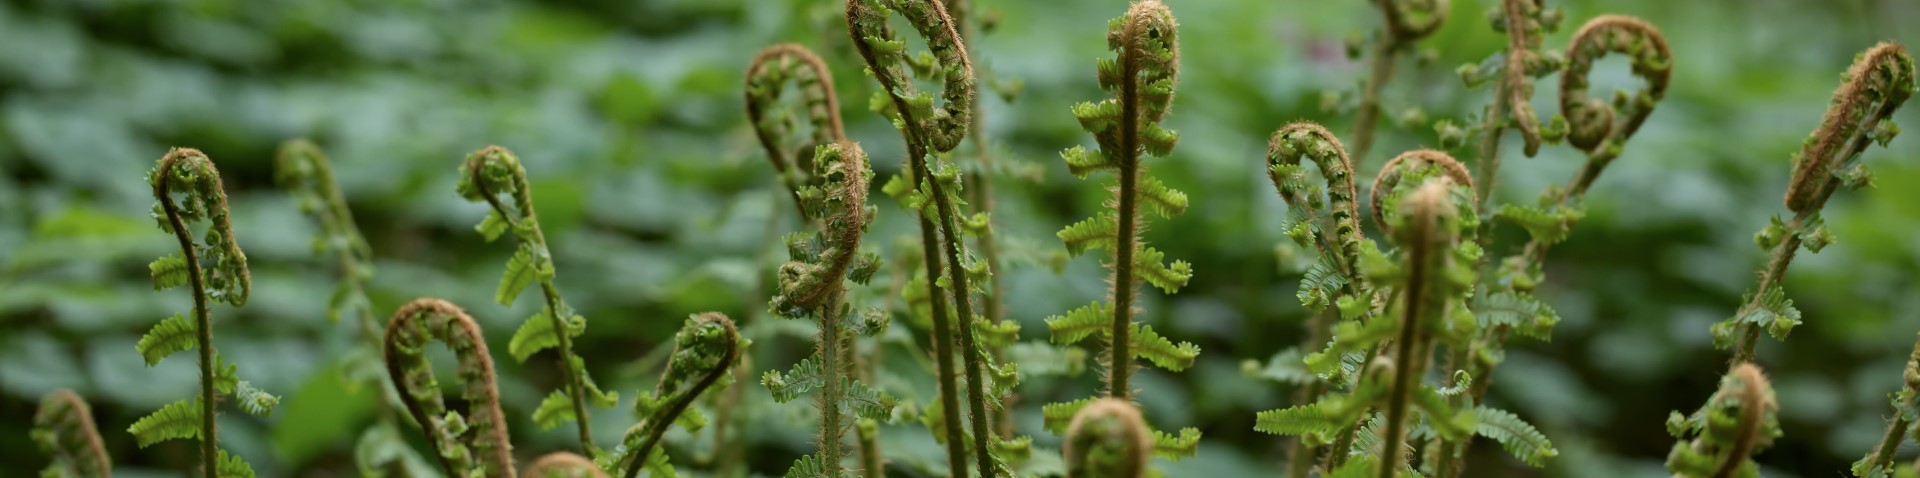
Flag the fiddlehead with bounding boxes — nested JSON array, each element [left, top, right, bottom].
[[1046, 0, 1200, 468], [617, 313, 743, 478], [1453, 0, 1565, 207], [1558, 15, 1672, 168], [1347, 0, 1450, 162], [135, 148, 275, 477], [1855, 331, 1920, 476], [847, 0, 1002, 475], [33, 389, 111, 477], [1063, 398, 1151, 478], [762, 142, 896, 477], [746, 43, 847, 217], [1665, 363, 1780, 478], [1719, 42, 1913, 361], [524, 453, 607, 478], [384, 298, 516, 478], [458, 145, 617, 450], [1369, 149, 1473, 235]]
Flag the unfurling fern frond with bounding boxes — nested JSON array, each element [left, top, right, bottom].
[[1559, 15, 1672, 160], [142, 148, 271, 475], [524, 453, 608, 478], [1063, 399, 1151, 478], [34, 389, 111, 477], [747, 43, 847, 217], [1722, 42, 1914, 362], [1345, 0, 1451, 163], [1665, 363, 1780, 478], [458, 146, 616, 451], [614, 313, 743, 478], [384, 298, 516, 478], [1855, 331, 1920, 477]]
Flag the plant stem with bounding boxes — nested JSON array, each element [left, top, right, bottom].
[[1350, 39, 1398, 164], [158, 173, 220, 477], [820, 291, 847, 473]]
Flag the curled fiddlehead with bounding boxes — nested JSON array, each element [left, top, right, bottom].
[[746, 43, 847, 216], [618, 313, 743, 478], [1370, 149, 1473, 235], [1855, 331, 1920, 476], [1665, 363, 1780, 478], [1559, 15, 1671, 166], [763, 142, 896, 477], [34, 389, 111, 477], [524, 453, 607, 478], [847, 0, 1000, 475], [135, 148, 275, 477], [1063, 398, 1151, 478], [384, 298, 516, 478], [1719, 42, 1914, 361], [459, 145, 617, 450], [1451, 0, 1565, 208]]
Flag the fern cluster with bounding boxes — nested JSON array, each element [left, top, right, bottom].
[[1665, 363, 1781, 477], [136, 148, 277, 477], [458, 145, 619, 451]]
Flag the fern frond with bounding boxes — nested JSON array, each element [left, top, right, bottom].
[[509, 306, 584, 362], [495, 247, 540, 306], [1493, 204, 1583, 245], [1473, 406, 1557, 467], [214, 449, 255, 478], [1137, 176, 1189, 218], [1058, 213, 1119, 257], [1132, 246, 1192, 294], [1472, 291, 1560, 340], [1046, 302, 1114, 344], [1063, 398, 1151, 478], [764, 357, 824, 403], [128, 398, 201, 448], [1152, 428, 1201, 459], [135, 313, 197, 366], [33, 389, 111, 477], [1131, 324, 1200, 371], [149, 254, 189, 291], [383, 298, 514, 477]]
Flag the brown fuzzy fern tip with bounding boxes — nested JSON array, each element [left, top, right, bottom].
[[524, 452, 608, 478], [1371, 149, 1473, 234], [1785, 41, 1916, 213], [1064, 398, 1152, 478], [34, 389, 112, 477], [384, 298, 515, 477]]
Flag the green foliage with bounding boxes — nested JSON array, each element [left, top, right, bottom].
[[33, 389, 111, 477], [1666, 364, 1780, 478]]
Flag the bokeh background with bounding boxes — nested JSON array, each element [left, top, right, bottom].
[[2, 0, 1918, 476]]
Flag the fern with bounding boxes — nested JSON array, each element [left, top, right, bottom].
[[524, 453, 608, 478], [613, 313, 742, 478], [139, 148, 272, 475], [747, 43, 847, 219], [33, 389, 111, 477], [1471, 406, 1557, 467], [1666, 363, 1780, 478], [383, 298, 516, 477], [457, 145, 616, 451], [1343, 0, 1452, 163], [1063, 399, 1151, 478]]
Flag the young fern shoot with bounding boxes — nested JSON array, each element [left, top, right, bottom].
[[1044, 0, 1201, 465], [847, 0, 1017, 475], [135, 148, 277, 477], [615, 312, 744, 478], [760, 142, 896, 477], [34, 389, 111, 477], [1665, 363, 1780, 478], [1449, 0, 1566, 206], [458, 146, 619, 451], [1346, 0, 1450, 162], [1717, 42, 1914, 363], [1856, 332, 1920, 477], [747, 43, 848, 220], [1063, 398, 1151, 478]]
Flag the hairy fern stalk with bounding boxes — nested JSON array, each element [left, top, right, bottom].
[[136, 148, 277, 477], [1044, 0, 1201, 469], [34, 389, 112, 477], [458, 145, 619, 451], [847, 0, 1022, 475], [761, 142, 898, 477]]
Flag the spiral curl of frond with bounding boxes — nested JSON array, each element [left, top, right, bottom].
[[1268, 122, 1365, 284], [773, 142, 873, 313], [1665, 363, 1779, 478], [846, 0, 974, 152], [746, 43, 846, 214], [273, 139, 372, 269], [1559, 15, 1671, 156], [1064, 398, 1151, 478], [1378, 0, 1448, 42], [384, 298, 515, 478], [618, 313, 742, 478], [1784, 42, 1915, 213], [524, 453, 607, 478], [149, 148, 250, 307], [34, 389, 112, 477], [1370, 149, 1473, 235]]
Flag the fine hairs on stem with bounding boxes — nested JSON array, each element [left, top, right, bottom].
[[1063, 398, 1151, 478], [458, 145, 619, 451], [763, 142, 895, 477], [1461, 0, 1565, 208], [1377, 181, 1455, 478], [133, 148, 277, 477], [1046, 0, 1202, 469], [947, 0, 1018, 438], [1720, 42, 1914, 362], [33, 389, 111, 477], [1348, 0, 1449, 163], [845, 0, 1003, 475]]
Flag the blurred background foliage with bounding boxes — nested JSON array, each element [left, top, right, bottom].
[[0, 0, 1917, 476]]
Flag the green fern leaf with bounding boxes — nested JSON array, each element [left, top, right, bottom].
[[783, 454, 834, 478], [763, 357, 824, 403], [215, 448, 256, 478], [1137, 176, 1189, 218], [1042, 398, 1098, 434], [1245, 348, 1316, 385], [509, 308, 584, 362], [841, 379, 896, 422], [149, 253, 190, 290], [475, 210, 510, 242], [1133, 247, 1192, 293], [1131, 324, 1200, 371], [1045, 302, 1113, 344], [234, 381, 278, 416], [1062, 145, 1115, 178], [1058, 213, 1118, 256], [1323, 457, 1374, 478], [135, 313, 197, 366], [1152, 427, 1201, 459], [532, 390, 575, 430], [1474, 405, 1558, 467], [1254, 401, 1338, 436], [1297, 257, 1348, 310], [974, 317, 1020, 349], [495, 247, 539, 306], [1473, 291, 1560, 340], [128, 398, 200, 448], [1495, 203, 1584, 245]]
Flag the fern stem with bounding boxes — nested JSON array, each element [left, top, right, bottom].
[[1380, 183, 1450, 478], [622, 314, 741, 478], [1349, 39, 1397, 164], [155, 150, 223, 476], [858, 418, 884, 478]]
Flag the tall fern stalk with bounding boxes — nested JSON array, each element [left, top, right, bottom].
[[1349, 0, 1448, 162], [459, 146, 619, 452], [137, 148, 277, 477], [946, 0, 1018, 435], [845, 0, 999, 475]]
